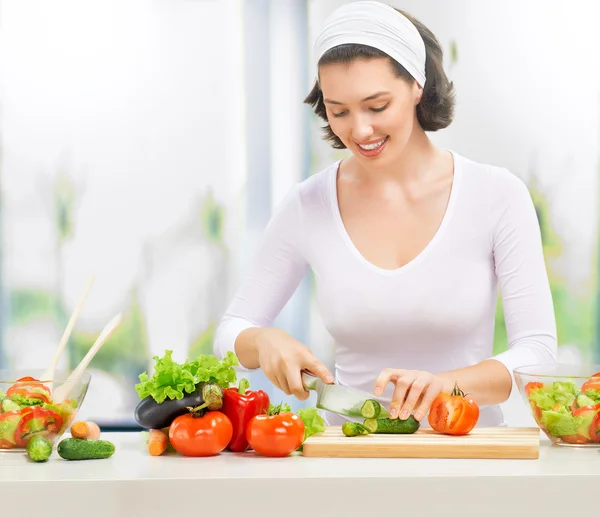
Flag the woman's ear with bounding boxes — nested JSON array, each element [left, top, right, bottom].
[[414, 83, 423, 105]]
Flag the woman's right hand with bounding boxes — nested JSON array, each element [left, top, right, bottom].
[[255, 328, 334, 400]]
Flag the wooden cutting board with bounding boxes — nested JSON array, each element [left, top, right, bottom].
[[302, 426, 541, 459]]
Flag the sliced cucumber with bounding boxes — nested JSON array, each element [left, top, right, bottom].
[[360, 399, 383, 419], [363, 416, 420, 434], [342, 421, 371, 437]]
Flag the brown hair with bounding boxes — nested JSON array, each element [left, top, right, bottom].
[[304, 9, 455, 149]]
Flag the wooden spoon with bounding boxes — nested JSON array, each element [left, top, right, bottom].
[[52, 312, 123, 403], [41, 275, 95, 381]]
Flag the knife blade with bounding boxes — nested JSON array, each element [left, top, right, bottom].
[[301, 371, 390, 418]]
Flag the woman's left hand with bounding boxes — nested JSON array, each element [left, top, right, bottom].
[[374, 369, 448, 422]]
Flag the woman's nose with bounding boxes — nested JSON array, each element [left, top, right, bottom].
[[351, 114, 374, 141]]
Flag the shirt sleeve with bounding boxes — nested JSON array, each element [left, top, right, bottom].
[[488, 170, 557, 389], [213, 184, 309, 369]]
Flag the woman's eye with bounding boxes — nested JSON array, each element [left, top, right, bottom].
[[332, 110, 348, 118], [371, 104, 389, 113]]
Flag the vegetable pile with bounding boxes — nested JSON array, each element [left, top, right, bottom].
[[135, 351, 326, 457], [0, 376, 78, 450], [525, 373, 600, 444]]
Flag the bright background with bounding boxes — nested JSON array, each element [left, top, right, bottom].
[[0, 0, 599, 427]]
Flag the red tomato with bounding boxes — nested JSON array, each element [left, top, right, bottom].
[[7, 377, 51, 404], [0, 439, 14, 449], [581, 376, 600, 393], [428, 382, 480, 435], [15, 406, 63, 447], [561, 433, 590, 445], [0, 410, 23, 448], [168, 411, 233, 457], [524, 381, 544, 396], [246, 411, 305, 457], [572, 403, 600, 417], [590, 412, 600, 443], [529, 401, 544, 428]]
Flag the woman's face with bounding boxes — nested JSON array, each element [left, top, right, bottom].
[[319, 57, 422, 168]]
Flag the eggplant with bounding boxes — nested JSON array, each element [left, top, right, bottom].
[[134, 383, 223, 429]]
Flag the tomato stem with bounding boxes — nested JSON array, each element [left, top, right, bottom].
[[267, 402, 291, 416], [451, 381, 467, 398]]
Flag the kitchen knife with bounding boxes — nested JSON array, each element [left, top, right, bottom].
[[301, 371, 390, 418]]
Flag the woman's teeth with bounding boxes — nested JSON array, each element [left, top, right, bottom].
[[358, 137, 387, 150]]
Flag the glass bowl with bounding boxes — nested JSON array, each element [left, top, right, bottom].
[[514, 363, 600, 447], [0, 370, 91, 452]]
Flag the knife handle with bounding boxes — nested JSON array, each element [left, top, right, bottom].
[[301, 370, 318, 390]]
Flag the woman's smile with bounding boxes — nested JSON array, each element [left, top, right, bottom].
[[355, 136, 389, 157]]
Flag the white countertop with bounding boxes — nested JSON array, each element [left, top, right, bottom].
[[1, 431, 598, 517]]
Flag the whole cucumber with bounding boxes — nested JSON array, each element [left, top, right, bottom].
[[134, 387, 205, 429], [58, 438, 115, 460]]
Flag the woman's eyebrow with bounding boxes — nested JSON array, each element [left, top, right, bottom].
[[323, 91, 391, 105]]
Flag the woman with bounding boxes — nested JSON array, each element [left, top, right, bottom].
[[214, 1, 557, 427]]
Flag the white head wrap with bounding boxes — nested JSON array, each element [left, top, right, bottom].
[[313, 1, 427, 87]]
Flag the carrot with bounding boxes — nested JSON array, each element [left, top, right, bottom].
[[70, 421, 101, 440], [148, 429, 169, 456]]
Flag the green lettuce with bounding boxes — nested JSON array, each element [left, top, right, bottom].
[[9, 393, 45, 407], [584, 389, 600, 402], [0, 414, 20, 445], [528, 381, 578, 410], [528, 388, 556, 410], [541, 406, 581, 436], [135, 350, 239, 403], [297, 407, 326, 442], [550, 381, 578, 405]]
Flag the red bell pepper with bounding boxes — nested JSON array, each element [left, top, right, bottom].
[[221, 379, 269, 452]]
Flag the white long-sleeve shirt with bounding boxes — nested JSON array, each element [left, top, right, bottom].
[[214, 151, 557, 426]]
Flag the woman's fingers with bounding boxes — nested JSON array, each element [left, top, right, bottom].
[[397, 374, 431, 420], [275, 372, 292, 396], [374, 368, 403, 397], [389, 371, 417, 418], [307, 357, 335, 384], [413, 379, 444, 421], [286, 366, 310, 401]]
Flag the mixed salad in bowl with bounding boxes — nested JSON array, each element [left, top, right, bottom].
[[0, 374, 86, 450], [515, 364, 600, 446]]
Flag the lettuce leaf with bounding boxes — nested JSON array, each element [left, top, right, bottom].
[[528, 388, 556, 410], [541, 406, 581, 437], [528, 381, 578, 410], [550, 381, 578, 405], [297, 407, 326, 442], [9, 392, 45, 407], [296, 407, 326, 451], [584, 389, 600, 402], [135, 350, 239, 403]]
